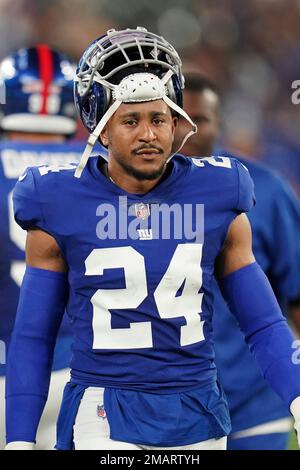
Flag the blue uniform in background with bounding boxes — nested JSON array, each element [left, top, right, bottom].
[[213, 156, 300, 450], [0, 140, 84, 376], [13, 154, 255, 448]]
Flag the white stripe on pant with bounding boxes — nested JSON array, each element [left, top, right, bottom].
[[230, 417, 292, 440]]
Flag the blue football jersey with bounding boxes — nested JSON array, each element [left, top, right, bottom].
[[0, 140, 85, 375], [213, 156, 300, 433], [13, 154, 255, 393]]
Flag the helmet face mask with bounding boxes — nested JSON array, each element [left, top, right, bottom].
[[74, 27, 197, 178], [0, 45, 77, 136], [74, 27, 184, 135], [78, 27, 183, 85]]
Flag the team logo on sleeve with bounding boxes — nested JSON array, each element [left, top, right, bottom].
[[97, 404, 106, 420]]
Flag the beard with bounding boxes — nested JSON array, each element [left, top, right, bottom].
[[116, 156, 168, 181]]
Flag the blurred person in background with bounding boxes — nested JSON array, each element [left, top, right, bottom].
[[4, 26, 300, 451], [176, 72, 300, 450], [0, 44, 85, 449]]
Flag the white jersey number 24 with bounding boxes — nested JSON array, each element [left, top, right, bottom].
[[85, 244, 205, 350]]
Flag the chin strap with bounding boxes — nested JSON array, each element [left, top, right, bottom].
[[75, 70, 197, 178], [162, 95, 197, 162], [75, 99, 121, 178]]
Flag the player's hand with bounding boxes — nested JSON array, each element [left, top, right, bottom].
[[290, 396, 300, 448], [294, 420, 300, 448], [5, 441, 35, 450]]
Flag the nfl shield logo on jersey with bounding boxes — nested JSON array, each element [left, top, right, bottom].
[[97, 404, 106, 420], [135, 202, 150, 220]]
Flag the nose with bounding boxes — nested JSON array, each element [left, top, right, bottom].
[[138, 122, 157, 143]]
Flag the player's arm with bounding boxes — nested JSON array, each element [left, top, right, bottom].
[[289, 298, 300, 336], [268, 177, 300, 335], [215, 212, 255, 277], [25, 228, 67, 271], [215, 213, 300, 445], [5, 229, 68, 450]]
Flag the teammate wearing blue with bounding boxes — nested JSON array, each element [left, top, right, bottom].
[[177, 72, 300, 449], [0, 45, 85, 449], [5, 28, 300, 450]]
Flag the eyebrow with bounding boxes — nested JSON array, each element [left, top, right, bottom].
[[119, 111, 168, 118]]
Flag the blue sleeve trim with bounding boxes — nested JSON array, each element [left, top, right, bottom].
[[5, 266, 68, 443], [25, 265, 68, 279]]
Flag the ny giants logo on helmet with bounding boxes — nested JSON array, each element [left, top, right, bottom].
[[0, 45, 77, 135]]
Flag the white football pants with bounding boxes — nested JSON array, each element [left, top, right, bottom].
[[74, 387, 227, 450]]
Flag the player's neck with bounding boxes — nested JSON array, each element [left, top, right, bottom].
[[104, 161, 168, 195]]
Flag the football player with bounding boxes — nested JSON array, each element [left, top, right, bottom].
[[5, 28, 300, 450], [176, 72, 300, 449], [0, 45, 85, 449]]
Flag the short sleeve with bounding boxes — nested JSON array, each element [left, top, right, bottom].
[[13, 168, 44, 230], [235, 159, 256, 213]]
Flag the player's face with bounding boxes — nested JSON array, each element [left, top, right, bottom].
[[101, 100, 177, 181], [177, 89, 220, 157]]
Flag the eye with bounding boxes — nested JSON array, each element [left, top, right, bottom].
[[124, 119, 137, 126], [153, 117, 164, 125]]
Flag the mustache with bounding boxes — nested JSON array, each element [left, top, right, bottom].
[[132, 145, 164, 155]]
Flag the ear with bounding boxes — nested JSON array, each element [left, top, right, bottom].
[[100, 126, 109, 147], [171, 116, 178, 136]]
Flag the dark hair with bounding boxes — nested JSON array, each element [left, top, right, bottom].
[[184, 72, 219, 96]]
